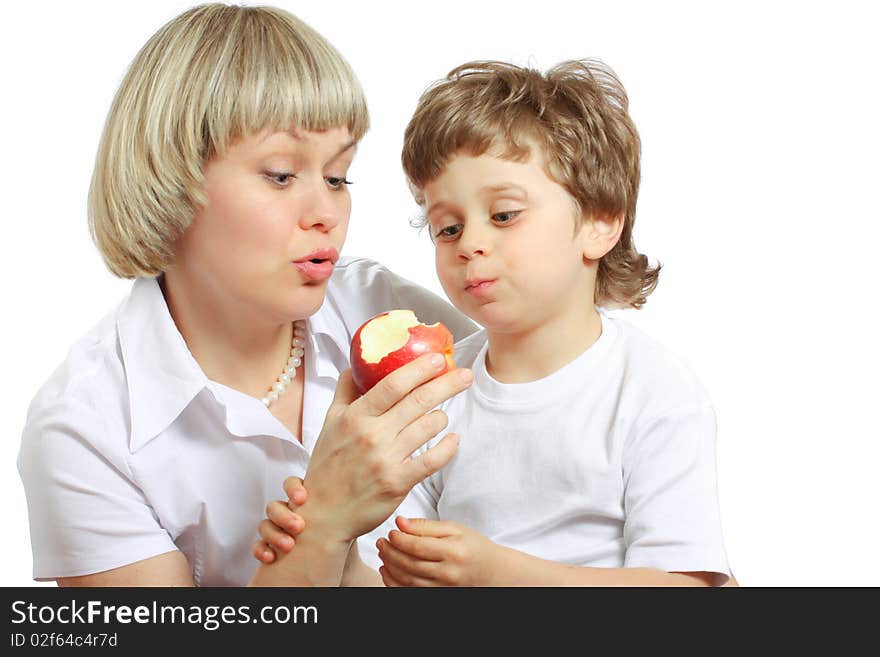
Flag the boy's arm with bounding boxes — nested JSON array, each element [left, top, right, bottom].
[[378, 518, 727, 587]]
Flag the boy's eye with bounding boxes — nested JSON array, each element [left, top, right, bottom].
[[492, 210, 521, 223], [434, 224, 463, 241], [326, 176, 353, 191]]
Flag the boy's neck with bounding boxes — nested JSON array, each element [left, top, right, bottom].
[[484, 306, 603, 384]]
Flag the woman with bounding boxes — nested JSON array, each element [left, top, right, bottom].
[[17, 3, 475, 586]]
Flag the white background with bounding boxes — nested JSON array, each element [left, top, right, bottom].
[[1, 0, 877, 587]]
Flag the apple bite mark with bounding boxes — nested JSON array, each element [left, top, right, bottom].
[[350, 309, 456, 394]]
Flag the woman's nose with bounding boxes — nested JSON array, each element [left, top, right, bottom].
[[299, 183, 344, 232]]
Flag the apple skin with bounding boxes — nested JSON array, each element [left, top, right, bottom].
[[350, 310, 456, 394]]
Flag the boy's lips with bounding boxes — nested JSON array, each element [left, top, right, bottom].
[[464, 277, 497, 297], [293, 248, 339, 282]]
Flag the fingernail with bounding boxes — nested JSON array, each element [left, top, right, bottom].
[[431, 354, 445, 368]]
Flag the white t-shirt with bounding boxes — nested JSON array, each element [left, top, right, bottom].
[[409, 309, 731, 582], [17, 256, 476, 585]]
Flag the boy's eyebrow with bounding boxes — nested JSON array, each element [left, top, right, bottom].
[[480, 182, 527, 196], [425, 200, 455, 219]]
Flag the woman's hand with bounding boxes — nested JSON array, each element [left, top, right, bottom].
[[296, 355, 473, 544], [376, 517, 504, 587]]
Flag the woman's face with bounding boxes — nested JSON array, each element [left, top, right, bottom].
[[173, 126, 356, 322]]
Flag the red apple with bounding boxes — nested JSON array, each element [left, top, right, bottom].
[[350, 309, 456, 394]]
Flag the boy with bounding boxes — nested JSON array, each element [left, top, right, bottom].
[[260, 59, 732, 586]]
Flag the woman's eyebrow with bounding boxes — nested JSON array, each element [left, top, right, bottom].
[[288, 129, 358, 158], [333, 140, 358, 158]]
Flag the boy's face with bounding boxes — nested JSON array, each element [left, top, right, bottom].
[[423, 147, 595, 334]]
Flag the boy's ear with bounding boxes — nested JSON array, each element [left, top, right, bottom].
[[579, 212, 625, 261]]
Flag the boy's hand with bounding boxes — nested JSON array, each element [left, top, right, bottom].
[[251, 476, 308, 564], [376, 517, 503, 587]]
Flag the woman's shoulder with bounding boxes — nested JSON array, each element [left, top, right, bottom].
[[23, 299, 130, 452]]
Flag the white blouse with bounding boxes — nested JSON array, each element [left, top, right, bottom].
[[17, 256, 476, 585]]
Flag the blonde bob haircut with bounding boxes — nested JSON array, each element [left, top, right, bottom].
[[402, 60, 659, 309], [89, 3, 369, 278]]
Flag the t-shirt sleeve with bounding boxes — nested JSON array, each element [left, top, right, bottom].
[[621, 403, 730, 584], [17, 400, 179, 581]]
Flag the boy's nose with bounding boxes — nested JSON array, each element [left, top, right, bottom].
[[456, 225, 489, 260]]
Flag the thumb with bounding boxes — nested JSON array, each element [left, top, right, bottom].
[[395, 516, 455, 538], [331, 369, 360, 407], [282, 476, 307, 507]]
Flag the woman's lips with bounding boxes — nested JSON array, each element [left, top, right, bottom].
[[294, 259, 335, 281]]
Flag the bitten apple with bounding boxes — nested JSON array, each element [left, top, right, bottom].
[[350, 310, 456, 394]]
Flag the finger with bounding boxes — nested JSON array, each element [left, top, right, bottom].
[[257, 519, 295, 553], [400, 433, 460, 490], [379, 565, 403, 587], [357, 354, 458, 417], [376, 537, 439, 580], [251, 540, 276, 564], [377, 543, 438, 587], [392, 409, 449, 461], [386, 529, 450, 561], [282, 477, 308, 507], [395, 516, 459, 539], [385, 367, 473, 429], [266, 500, 304, 536]]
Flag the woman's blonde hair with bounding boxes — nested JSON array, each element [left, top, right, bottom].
[[89, 3, 369, 278], [402, 60, 659, 309]]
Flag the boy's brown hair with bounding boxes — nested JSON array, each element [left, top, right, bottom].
[[402, 59, 659, 309]]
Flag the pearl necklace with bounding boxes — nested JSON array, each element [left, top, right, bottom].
[[261, 320, 306, 407]]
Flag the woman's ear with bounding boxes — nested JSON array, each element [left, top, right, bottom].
[[580, 213, 625, 261]]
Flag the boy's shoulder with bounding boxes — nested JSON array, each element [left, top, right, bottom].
[[603, 311, 713, 415]]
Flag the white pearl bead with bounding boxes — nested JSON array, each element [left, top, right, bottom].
[[281, 373, 291, 384], [292, 347, 304, 358], [268, 391, 279, 402], [261, 397, 270, 406], [293, 337, 305, 347], [285, 367, 297, 378], [273, 381, 285, 393]]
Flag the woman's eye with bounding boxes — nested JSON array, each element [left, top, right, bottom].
[[434, 224, 463, 240], [326, 176, 353, 191], [492, 210, 521, 223], [266, 171, 296, 187]]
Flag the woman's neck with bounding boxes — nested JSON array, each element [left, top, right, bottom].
[[159, 271, 295, 399], [484, 305, 603, 384]]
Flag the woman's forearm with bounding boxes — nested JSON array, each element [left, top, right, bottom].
[[340, 541, 383, 587], [249, 507, 352, 587]]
